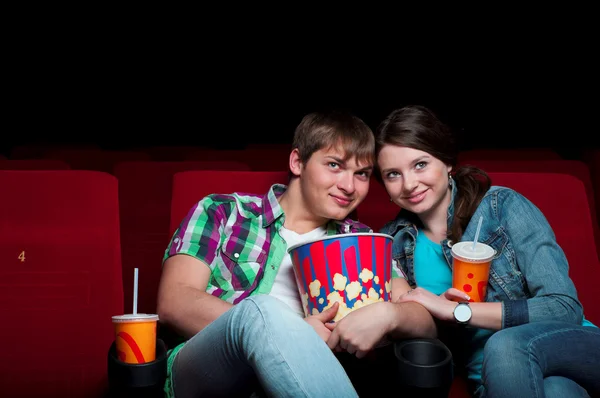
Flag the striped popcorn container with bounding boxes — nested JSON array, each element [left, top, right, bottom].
[[288, 233, 394, 322]]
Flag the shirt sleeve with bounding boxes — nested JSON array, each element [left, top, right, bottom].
[[391, 259, 407, 279], [163, 195, 228, 268]]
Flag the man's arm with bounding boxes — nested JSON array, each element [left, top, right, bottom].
[[157, 254, 232, 339]]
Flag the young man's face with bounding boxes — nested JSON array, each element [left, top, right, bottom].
[[296, 146, 373, 221]]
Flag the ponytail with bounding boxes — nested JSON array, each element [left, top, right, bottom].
[[449, 166, 491, 243]]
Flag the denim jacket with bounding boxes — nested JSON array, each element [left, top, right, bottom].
[[380, 179, 584, 329]]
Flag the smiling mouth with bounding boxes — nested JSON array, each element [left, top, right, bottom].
[[330, 194, 353, 206], [404, 189, 428, 202]]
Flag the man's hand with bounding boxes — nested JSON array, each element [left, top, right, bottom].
[[304, 302, 339, 342], [325, 301, 396, 359]]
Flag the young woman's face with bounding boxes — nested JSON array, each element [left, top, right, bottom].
[[377, 145, 452, 217]]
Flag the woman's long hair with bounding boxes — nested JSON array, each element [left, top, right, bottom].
[[376, 105, 490, 242]]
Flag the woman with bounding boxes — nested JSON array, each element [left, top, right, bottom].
[[376, 105, 600, 397]]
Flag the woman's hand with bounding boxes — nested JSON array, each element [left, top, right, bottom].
[[398, 287, 470, 322]]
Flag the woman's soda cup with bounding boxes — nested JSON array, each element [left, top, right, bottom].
[[451, 242, 495, 302]]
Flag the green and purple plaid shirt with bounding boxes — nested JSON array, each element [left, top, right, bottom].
[[164, 183, 372, 304]]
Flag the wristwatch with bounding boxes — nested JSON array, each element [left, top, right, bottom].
[[453, 301, 472, 325]]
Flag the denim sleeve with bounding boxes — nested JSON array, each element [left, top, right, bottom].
[[498, 189, 583, 328]]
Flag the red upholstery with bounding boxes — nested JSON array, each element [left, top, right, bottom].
[[488, 172, 600, 325], [9, 144, 100, 160], [356, 178, 400, 232], [458, 148, 562, 162], [185, 148, 291, 171], [114, 161, 251, 314], [0, 159, 70, 170], [44, 149, 151, 173], [135, 145, 210, 161], [584, 149, 600, 225], [0, 171, 124, 398], [458, 159, 600, 258], [170, 170, 290, 234]]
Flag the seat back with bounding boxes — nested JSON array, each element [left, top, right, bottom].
[[114, 161, 251, 314], [488, 172, 600, 325], [0, 170, 124, 397], [458, 147, 562, 162], [459, 159, 600, 257], [0, 159, 71, 170], [185, 148, 290, 171], [170, 170, 289, 234], [45, 149, 151, 173]]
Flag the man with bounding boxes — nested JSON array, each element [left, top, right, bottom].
[[157, 111, 436, 397]]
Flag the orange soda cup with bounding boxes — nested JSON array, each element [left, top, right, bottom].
[[112, 314, 159, 364], [451, 241, 495, 302]]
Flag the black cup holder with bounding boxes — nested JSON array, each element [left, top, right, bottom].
[[107, 338, 167, 398], [394, 338, 454, 397]]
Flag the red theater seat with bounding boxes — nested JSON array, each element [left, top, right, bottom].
[[185, 148, 290, 171], [114, 161, 251, 315], [0, 159, 71, 170], [458, 147, 562, 162], [44, 149, 151, 173], [170, 170, 289, 234], [458, 159, 600, 257], [0, 171, 124, 398], [9, 144, 100, 160]]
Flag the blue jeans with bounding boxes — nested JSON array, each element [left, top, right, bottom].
[[171, 295, 358, 397], [479, 321, 600, 398]]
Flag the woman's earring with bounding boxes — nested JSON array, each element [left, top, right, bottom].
[[448, 172, 453, 186], [389, 197, 393, 202]]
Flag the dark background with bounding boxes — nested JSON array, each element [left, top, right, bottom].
[[4, 17, 598, 159]]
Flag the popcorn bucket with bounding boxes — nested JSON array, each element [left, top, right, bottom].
[[288, 233, 394, 322]]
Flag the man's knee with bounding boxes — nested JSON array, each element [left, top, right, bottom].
[[232, 295, 288, 325]]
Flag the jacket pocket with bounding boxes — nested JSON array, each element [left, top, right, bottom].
[[485, 228, 526, 300]]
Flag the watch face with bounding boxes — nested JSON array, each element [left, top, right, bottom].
[[454, 303, 471, 323]]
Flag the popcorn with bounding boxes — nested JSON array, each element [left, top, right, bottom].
[[345, 281, 362, 300], [308, 279, 321, 298], [333, 273, 348, 291], [359, 268, 374, 283]]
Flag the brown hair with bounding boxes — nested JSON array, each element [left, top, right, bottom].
[[376, 105, 490, 242], [292, 110, 375, 167]]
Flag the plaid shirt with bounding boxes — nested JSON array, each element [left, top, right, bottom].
[[164, 184, 372, 304]]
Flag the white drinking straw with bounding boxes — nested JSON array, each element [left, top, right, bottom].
[[472, 216, 484, 251], [133, 268, 139, 315]]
